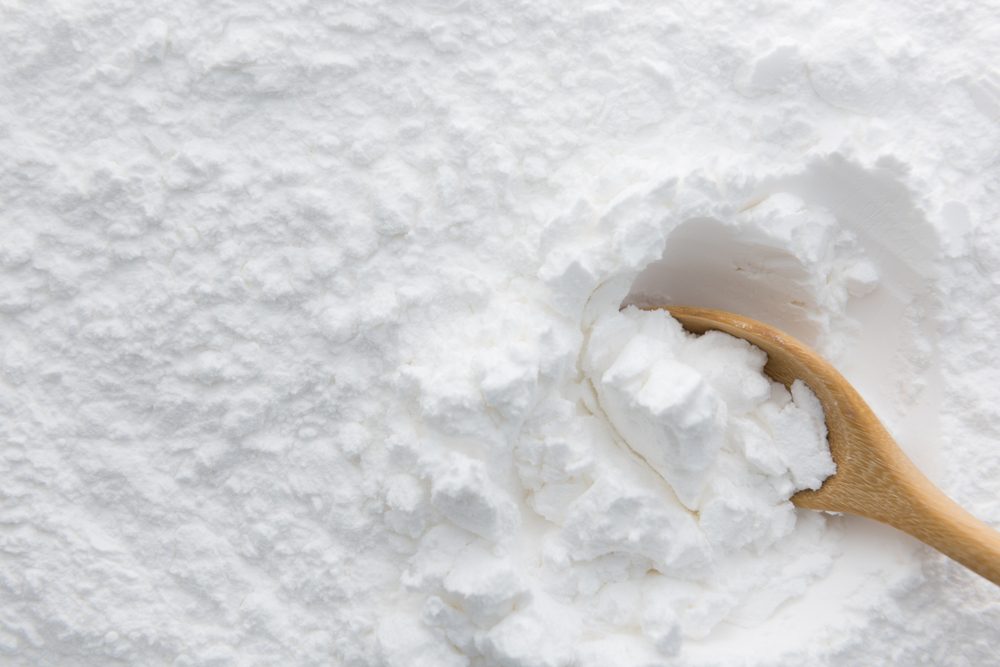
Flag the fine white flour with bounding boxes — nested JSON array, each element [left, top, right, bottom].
[[1, 1, 999, 666]]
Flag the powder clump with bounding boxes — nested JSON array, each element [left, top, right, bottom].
[[582, 305, 835, 559]]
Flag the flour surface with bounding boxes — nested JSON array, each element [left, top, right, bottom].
[[2, 0, 999, 665]]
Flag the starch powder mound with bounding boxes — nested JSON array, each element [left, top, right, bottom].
[[1, 0, 999, 666]]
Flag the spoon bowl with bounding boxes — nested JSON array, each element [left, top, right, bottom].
[[659, 305, 1000, 586]]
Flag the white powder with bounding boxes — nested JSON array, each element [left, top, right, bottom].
[[584, 307, 834, 509], [2, 1, 999, 666]]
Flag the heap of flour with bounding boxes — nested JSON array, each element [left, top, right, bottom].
[[383, 193, 865, 666], [392, 301, 838, 665]]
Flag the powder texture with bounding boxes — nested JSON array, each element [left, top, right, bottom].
[[2, 0, 999, 666]]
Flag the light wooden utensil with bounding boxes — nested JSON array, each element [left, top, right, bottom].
[[659, 305, 1000, 586]]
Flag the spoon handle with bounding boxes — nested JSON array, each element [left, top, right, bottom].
[[787, 358, 1000, 586], [662, 305, 1000, 585], [798, 432, 1000, 586], [878, 458, 1000, 586]]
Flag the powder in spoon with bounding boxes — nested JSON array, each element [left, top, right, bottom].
[[583, 306, 834, 513]]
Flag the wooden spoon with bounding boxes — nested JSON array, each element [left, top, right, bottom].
[[659, 305, 1000, 586]]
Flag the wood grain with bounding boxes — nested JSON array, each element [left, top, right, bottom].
[[654, 305, 1000, 587]]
